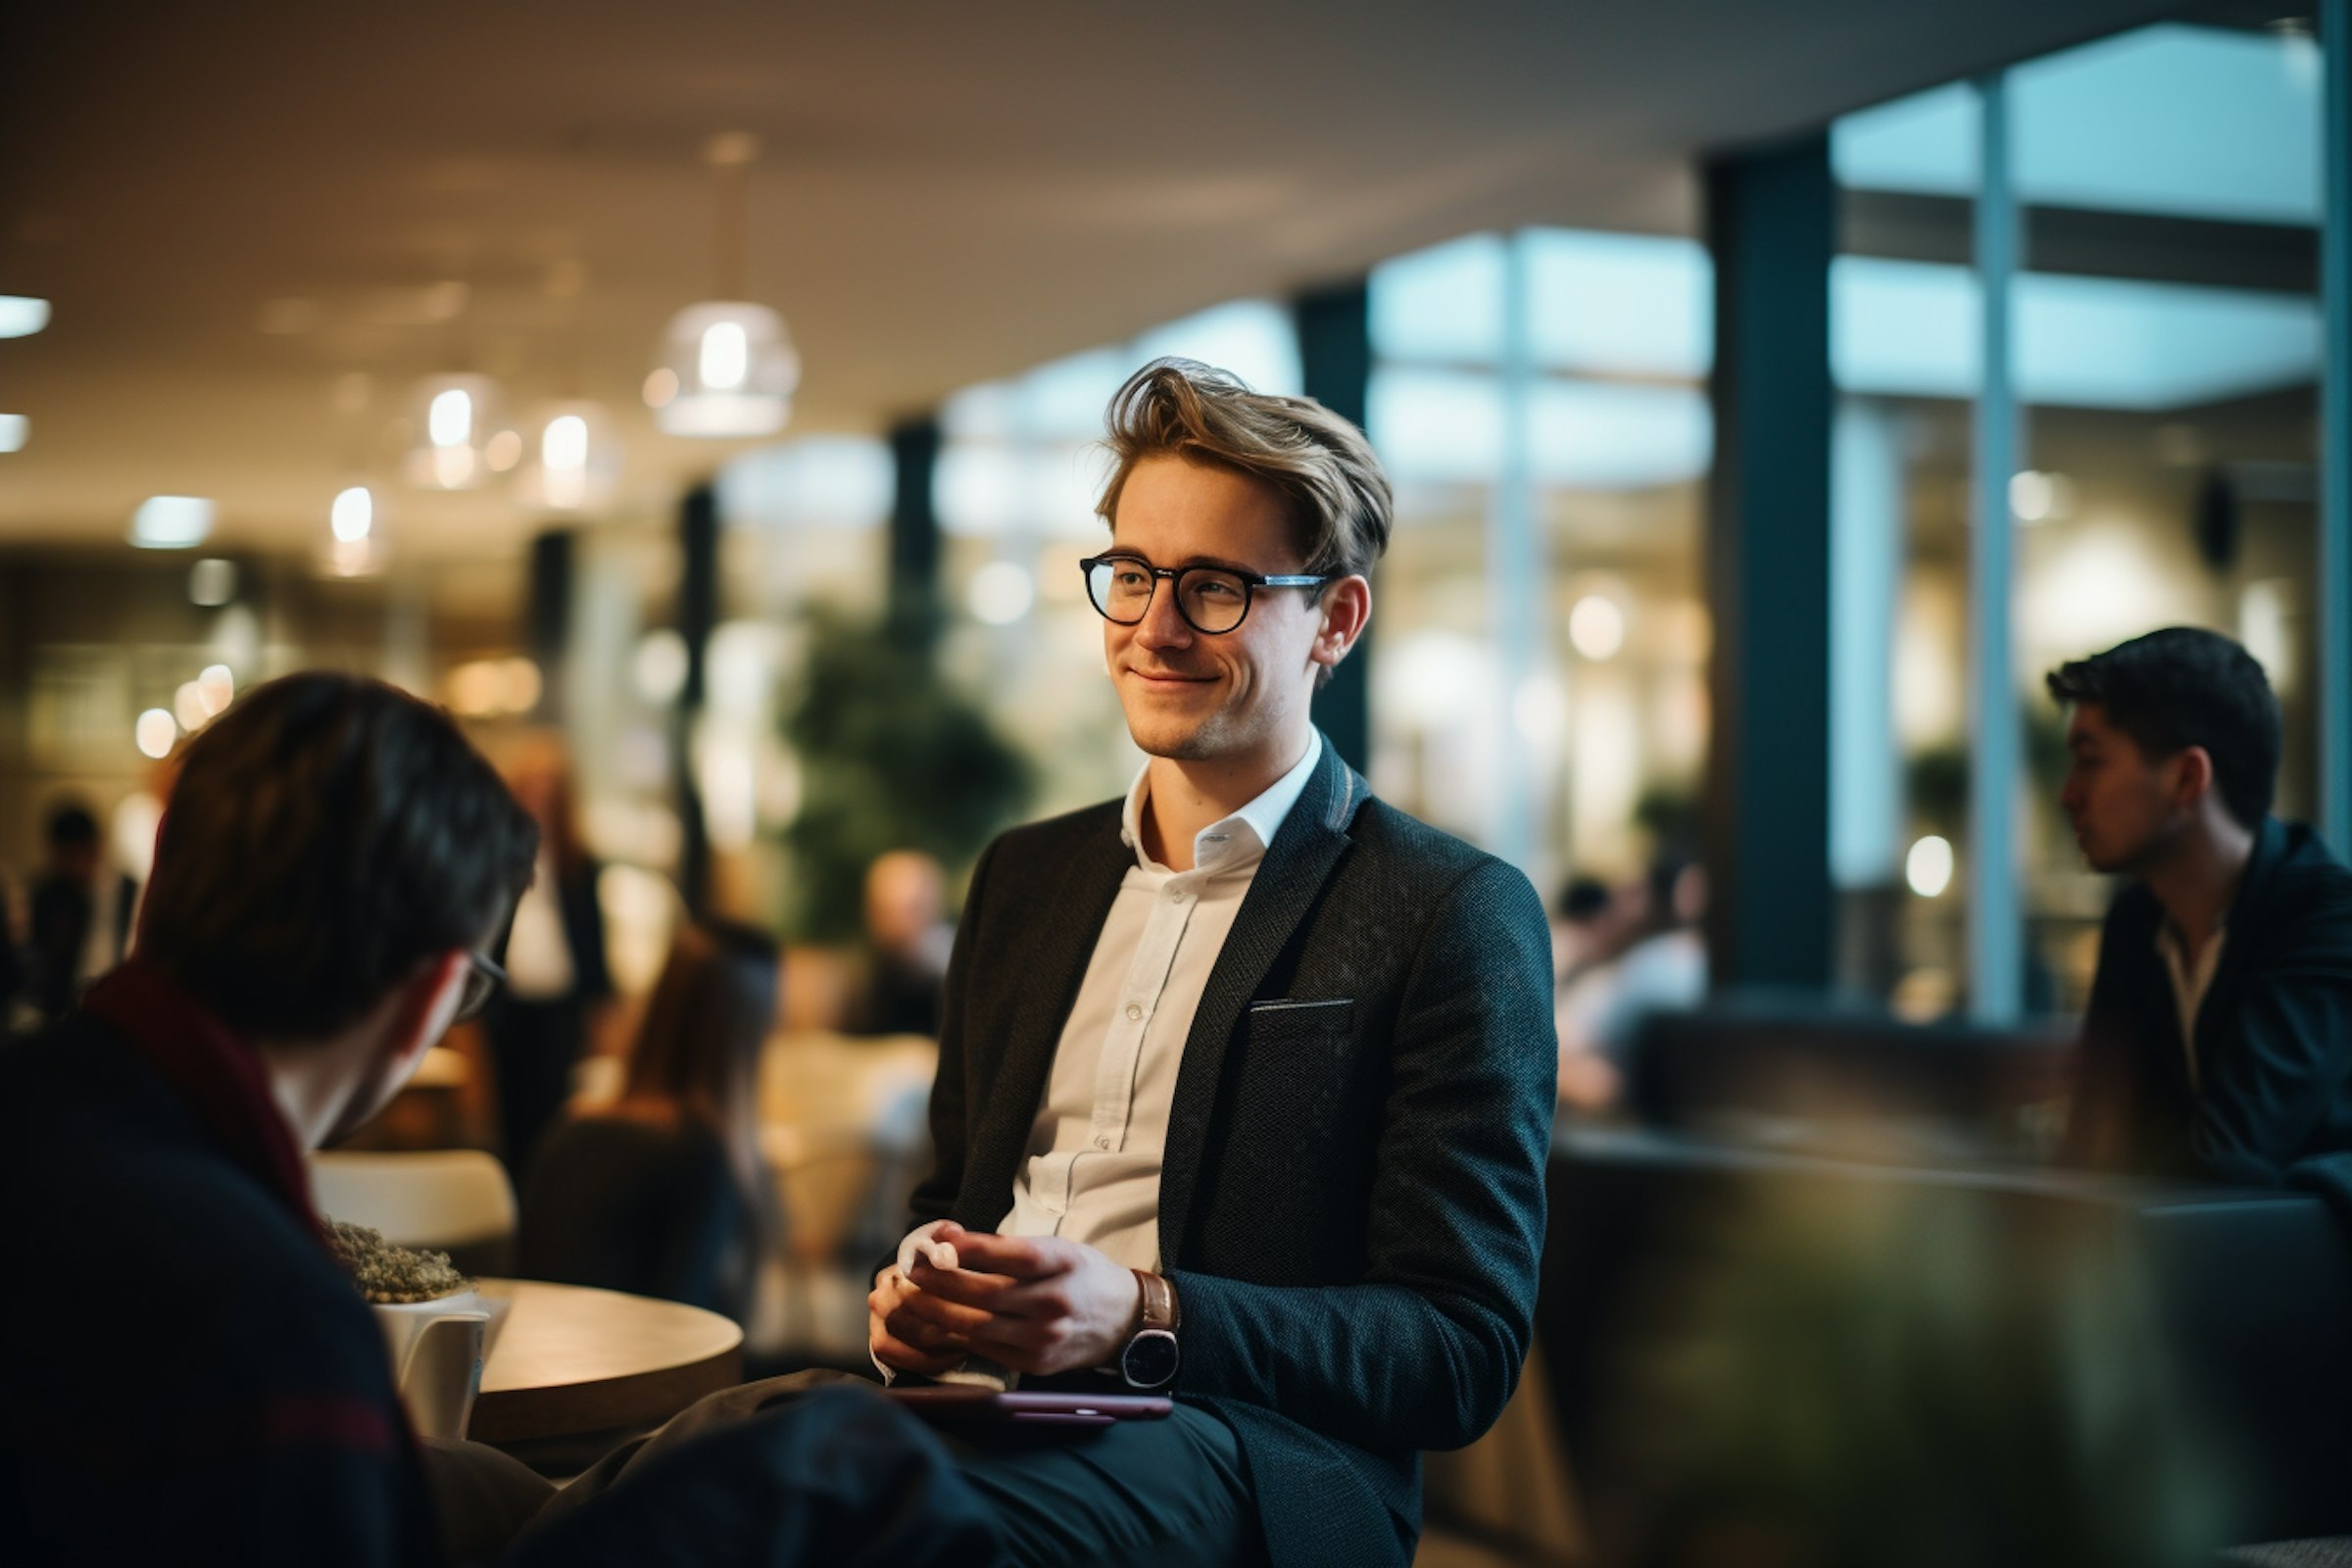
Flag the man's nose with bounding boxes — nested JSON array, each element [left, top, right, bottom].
[[1135, 583, 1193, 648]]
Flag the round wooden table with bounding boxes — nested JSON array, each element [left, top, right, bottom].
[[467, 1278, 744, 1446]]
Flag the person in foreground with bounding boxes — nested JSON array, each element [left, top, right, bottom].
[[0, 673, 993, 1568], [868, 358, 1559, 1567], [2052, 626, 2352, 1198]]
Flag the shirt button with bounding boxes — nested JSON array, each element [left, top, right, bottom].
[[1095, 1135, 1112, 1151], [1125, 1003, 1143, 1021]]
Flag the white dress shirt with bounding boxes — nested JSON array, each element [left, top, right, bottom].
[[883, 733, 1323, 1381], [2155, 921, 2228, 1093]]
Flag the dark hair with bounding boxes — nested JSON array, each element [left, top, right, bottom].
[[1557, 874, 1613, 924], [618, 921, 781, 1193], [45, 804, 99, 850], [2044, 626, 2280, 829], [1098, 356, 1395, 585], [137, 672, 539, 1039]]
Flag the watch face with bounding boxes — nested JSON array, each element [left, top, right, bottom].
[[1123, 1329, 1180, 1388]]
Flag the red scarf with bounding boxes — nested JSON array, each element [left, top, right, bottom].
[[81, 959, 328, 1250]]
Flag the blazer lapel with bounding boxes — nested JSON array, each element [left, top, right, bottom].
[[1156, 738, 1364, 1262], [959, 813, 1133, 1227]]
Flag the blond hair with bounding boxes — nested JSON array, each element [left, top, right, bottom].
[[1096, 358, 1393, 586]]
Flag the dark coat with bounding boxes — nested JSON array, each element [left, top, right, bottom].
[[0, 1013, 442, 1567], [908, 737, 1558, 1568], [2064, 816, 2352, 1209]]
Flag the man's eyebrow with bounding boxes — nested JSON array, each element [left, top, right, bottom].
[[1102, 550, 1266, 575]]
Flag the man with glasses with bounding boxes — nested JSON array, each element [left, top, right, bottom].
[[868, 359, 1557, 1567]]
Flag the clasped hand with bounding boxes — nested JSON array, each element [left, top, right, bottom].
[[867, 1223, 1142, 1378]]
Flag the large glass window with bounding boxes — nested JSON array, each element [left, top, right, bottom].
[[1832, 13, 2326, 1015], [1369, 229, 1711, 896]]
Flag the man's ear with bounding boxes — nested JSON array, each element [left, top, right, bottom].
[[1310, 575, 1372, 672], [2173, 745, 2217, 811]]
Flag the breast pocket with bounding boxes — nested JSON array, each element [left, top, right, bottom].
[[1242, 997, 1356, 1044]]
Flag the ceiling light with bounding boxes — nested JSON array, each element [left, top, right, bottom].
[[196, 664, 235, 715], [655, 302, 798, 438], [0, 297, 50, 338], [129, 496, 215, 550], [330, 485, 374, 542], [405, 372, 504, 490], [518, 401, 622, 514], [0, 414, 24, 453], [134, 709, 177, 760], [653, 134, 800, 439]]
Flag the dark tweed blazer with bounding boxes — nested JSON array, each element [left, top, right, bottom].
[[907, 735, 1557, 1567]]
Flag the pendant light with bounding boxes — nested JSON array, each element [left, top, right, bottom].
[[651, 133, 800, 439], [519, 262, 623, 514], [325, 374, 389, 575], [405, 282, 508, 490]]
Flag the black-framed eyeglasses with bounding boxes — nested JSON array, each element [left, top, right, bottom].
[[1080, 554, 1328, 636], [454, 952, 508, 1024]]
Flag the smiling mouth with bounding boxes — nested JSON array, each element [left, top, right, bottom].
[[1129, 668, 1212, 684]]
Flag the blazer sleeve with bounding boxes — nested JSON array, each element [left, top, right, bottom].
[[2190, 878, 2352, 1186], [1168, 857, 1557, 1454]]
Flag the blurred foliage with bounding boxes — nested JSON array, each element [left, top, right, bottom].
[[1909, 710, 2072, 840], [1636, 784, 1701, 858], [776, 608, 1034, 942]]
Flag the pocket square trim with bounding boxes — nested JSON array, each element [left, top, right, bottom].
[[1247, 997, 1354, 1014]]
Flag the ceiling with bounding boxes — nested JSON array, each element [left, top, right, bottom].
[[0, 0, 2194, 567]]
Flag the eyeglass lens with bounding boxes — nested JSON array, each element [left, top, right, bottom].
[[1087, 560, 1251, 634]]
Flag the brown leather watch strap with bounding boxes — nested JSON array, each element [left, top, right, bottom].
[[1133, 1268, 1178, 1333]]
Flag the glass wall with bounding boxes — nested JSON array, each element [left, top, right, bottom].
[[1832, 13, 2327, 1015], [1368, 229, 1712, 898]]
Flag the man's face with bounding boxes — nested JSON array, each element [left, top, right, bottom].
[[1103, 455, 1331, 769], [2059, 704, 2189, 874]]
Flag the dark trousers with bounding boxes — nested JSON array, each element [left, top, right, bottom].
[[485, 997, 586, 1181], [426, 1373, 1260, 1568]]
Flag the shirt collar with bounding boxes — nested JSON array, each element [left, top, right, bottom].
[[1120, 730, 1324, 876]]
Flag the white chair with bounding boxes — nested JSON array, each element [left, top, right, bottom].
[[311, 1149, 518, 1266]]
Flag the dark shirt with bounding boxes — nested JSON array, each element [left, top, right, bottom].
[[0, 963, 440, 1567], [518, 1115, 763, 1324], [2064, 816, 2352, 1201]]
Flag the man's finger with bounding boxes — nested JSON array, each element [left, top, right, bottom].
[[895, 1288, 993, 1335], [908, 1258, 1022, 1308], [871, 1332, 965, 1377], [884, 1303, 971, 1352], [943, 1232, 1067, 1279]]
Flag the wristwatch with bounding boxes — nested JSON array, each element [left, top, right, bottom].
[[1120, 1269, 1181, 1390]]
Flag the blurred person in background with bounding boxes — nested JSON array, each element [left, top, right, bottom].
[[1557, 850, 1709, 1114], [2051, 628, 2352, 1202], [519, 919, 786, 1327], [845, 849, 954, 1038], [1553, 872, 1631, 1114], [24, 800, 136, 1026], [485, 732, 612, 1180]]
